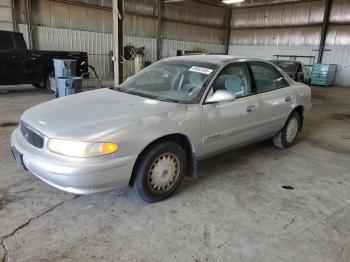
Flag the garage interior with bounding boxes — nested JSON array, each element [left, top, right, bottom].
[[1, 0, 350, 261]]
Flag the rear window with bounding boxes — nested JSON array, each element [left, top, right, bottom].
[[0, 33, 14, 50]]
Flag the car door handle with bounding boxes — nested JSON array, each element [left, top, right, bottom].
[[285, 96, 292, 102], [247, 105, 257, 113]]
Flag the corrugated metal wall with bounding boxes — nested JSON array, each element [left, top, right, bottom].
[[0, 0, 14, 31], [17, 24, 225, 80], [229, 45, 319, 62], [231, 1, 324, 28], [14, 0, 227, 80], [322, 46, 350, 87], [229, 0, 350, 87]]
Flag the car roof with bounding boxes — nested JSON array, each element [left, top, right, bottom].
[[163, 55, 281, 67], [271, 60, 300, 64], [163, 55, 247, 65]]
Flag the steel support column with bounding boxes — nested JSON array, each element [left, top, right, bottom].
[[113, 0, 124, 86], [317, 0, 332, 64], [11, 0, 17, 32], [156, 0, 163, 60], [225, 6, 232, 55], [25, 0, 34, 49]]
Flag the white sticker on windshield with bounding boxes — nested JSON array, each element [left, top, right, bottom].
[[189, 66, 213, 75]]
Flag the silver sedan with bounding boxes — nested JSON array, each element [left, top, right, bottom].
[[11, 55, 312, 202]]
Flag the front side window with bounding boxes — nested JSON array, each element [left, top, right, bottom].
[[211, 63, 251, 98], [117, 60, 218, 103], [249, 62, 289, 93]]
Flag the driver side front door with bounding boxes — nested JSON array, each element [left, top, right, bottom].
[[201, 62, 261, 156]]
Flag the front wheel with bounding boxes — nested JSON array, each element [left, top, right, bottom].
[[273, 111, 301, 149], [133, 142, 186, 203]]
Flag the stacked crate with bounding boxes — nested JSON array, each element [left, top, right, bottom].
[[311, 64, 337, 87]]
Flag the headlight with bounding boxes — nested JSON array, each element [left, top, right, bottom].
[[47, 139, 118, 157]]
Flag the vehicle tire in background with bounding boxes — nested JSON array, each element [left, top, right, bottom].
[[45, 74, 55, 94], [273, 111, 301, 149], [133, 141, 186, 203], [32, 81, 44, 89]]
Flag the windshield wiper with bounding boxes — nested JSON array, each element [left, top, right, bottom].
[[156, 97, 181, 104], [112, 87, 125, 92], [112, 87, 181, 103]]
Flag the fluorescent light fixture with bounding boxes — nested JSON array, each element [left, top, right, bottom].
[[222, 0, 245, 4]]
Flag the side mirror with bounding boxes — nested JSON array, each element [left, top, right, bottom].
[[205, 90, 236, 104]]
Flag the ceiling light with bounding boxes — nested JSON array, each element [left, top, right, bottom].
[[222, 0, 245, 4]]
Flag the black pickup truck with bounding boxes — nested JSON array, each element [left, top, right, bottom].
[[0, 30, 88, 92]]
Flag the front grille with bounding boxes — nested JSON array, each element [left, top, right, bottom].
[[20, 122, 44, 148]]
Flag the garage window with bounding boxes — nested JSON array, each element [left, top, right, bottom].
[[249, 62, 289, 93]]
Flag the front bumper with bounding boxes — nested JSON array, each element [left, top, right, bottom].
[[11, 128, 137, 194]]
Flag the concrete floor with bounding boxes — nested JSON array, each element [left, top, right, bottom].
[[0, 84, 350, 262]]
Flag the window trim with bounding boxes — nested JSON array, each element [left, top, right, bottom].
[[202, 62, 254, 105], [247, 61, 290, 95]]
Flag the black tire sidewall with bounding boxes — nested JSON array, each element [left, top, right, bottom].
[[45, 76, 55, 94], [281, 112, 301, 148], [134, 142, 186, 203]]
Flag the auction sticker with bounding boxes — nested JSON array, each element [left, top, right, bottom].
[[189, 66, 214, 75]]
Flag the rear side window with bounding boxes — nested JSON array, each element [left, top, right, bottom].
[[0, 33, 14, 50], [249, 62, 289, 93]]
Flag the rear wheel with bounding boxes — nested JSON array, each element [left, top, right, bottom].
[[133, 142, 186, 203], [273, 111, 301, 149]]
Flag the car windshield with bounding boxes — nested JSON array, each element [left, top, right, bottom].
[[273, 61, 298, 73], [115, 60, 218, 103]]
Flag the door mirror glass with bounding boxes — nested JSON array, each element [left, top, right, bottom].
[[206, 90, 236, 103]]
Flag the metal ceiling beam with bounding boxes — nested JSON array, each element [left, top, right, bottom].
[[231, 0, 320, 9], [231, 23, 323, 31], [189, 0, 226, 8], [317, 0, 332, 63], [164, 18, 226, 30], [52, 0, 112, 11]]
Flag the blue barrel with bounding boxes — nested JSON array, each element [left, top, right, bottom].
[[53, 59, 77, 78], [55, 77, 82, 97]]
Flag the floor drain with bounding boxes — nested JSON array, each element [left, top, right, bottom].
[[282, 186, 294, 190]]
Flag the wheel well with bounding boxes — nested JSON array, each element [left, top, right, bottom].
[[128, 134, 196, 186], [293, 106, 304, 130]]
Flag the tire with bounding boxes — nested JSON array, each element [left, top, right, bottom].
[[45, 75, 55, 94], [32, 81, 44, 89], [133, 141, 187, 203], [273, 111, 301, 149]]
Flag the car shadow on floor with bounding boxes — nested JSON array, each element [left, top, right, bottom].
[[177, 140, 277, 193]]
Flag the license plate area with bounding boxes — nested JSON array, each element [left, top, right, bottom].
[[11, 146, 27, 170]]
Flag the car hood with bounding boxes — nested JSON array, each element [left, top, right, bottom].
[[21, 88, 184, 141]]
